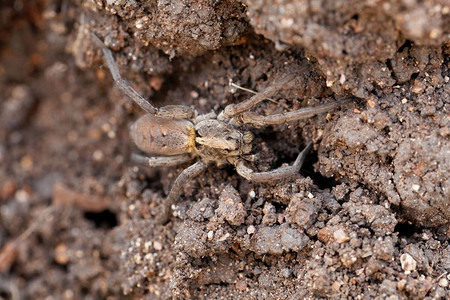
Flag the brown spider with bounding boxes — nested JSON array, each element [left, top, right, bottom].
[[89, 33, 350, 224]]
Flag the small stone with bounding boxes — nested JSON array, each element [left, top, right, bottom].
[[216, 185, 246, 226], [149, 76, 163, 91], [1, 180, 16, 200], [134, 254, 142, 264], [332, 281, 341, 292], [207, 230, 214, 240], [438, 277, 448, 288], [92, 150, 104, 161], [412, 81, 425, 94], [190, 90, 199, 99], [15, 189, 30, 203], [218, 232, 230, 242], [397, 279, 407, 290], [54, 243, 69, 265], [341, 250, 357, 267], [317, 227, 333, 243], [247, 225, 256, 234], [153, 241, 163, 251], [411, 184, 420, 191], [235, 280, 247, 291], [333, 229, 349, 243], [400, 253, 417, 274]]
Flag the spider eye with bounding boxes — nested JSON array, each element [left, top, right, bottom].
[[226, 136, 234, 141]]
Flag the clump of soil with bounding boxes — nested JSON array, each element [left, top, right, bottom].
[[0, 0, 448, 299]]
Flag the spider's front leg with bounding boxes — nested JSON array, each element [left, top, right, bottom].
[[157, 160, 208, 225], [236, 98, 352, 127], [234, 142, 313, 183], [220, 71, 302, 120]]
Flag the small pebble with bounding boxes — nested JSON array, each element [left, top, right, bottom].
[[190, 90, 199, 99], [1, 180, 16, 200], [397, 279, 406, 290], [153, 241, 163, 251], [334, 229, 349, 243], [247, 225, 256, 234], [438, 277, 448, 288], [15, 189, 30, 203], [207, 230, 214, 240], [400, 253, 417, 274], [92, 150, 104, 161], [20, 155, 33, 171], [235, 280, 247, 291], [54, 243, 69, 265], [218, 232, 230, 242]]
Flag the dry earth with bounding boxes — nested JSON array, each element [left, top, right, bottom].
[[0, 0, 449, 299]]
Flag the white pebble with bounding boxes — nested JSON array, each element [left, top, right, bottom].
[[333, 229, 349, 243], [15, 189, 30, 203], [247, 225, 256, 234], [92, 150, 104, 161], [400, 253, 417, 274], [153, 241, 163, 251], [412, 184, 420, 191], [218, 232, 230, 242], [190, 91, 199, 99], [438, 278, 448, 288]]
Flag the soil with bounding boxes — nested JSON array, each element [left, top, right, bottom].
[[0, 0, 449, 299]]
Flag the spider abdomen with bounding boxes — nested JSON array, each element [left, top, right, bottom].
[[130, 114, 196, 156]]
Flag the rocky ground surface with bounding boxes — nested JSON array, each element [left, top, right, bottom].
[[0, 0, 449, 299]]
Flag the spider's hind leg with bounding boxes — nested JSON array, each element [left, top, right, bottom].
[[157, 160, 208, 225]]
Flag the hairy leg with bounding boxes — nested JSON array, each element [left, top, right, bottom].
[[236, 99, 352, 127], [89, 33, 158, 114], [235, 142, 313, 183], [157, 160, 208, 224], [220, 70, 305, 120], [131, 153, 193, 168]]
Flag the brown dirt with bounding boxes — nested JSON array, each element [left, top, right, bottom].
[[0, 0, 449, 299]]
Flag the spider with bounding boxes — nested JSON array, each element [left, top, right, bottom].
[[89, 33, 350, 224]]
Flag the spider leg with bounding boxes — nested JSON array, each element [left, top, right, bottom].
[[89, 33, 158, 115], [157, 160, 208, 224], [234, 142, 313, 183], [237, 98, 352, 127], [221, 71, 303, 120], [131, 153, 193, 168]]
